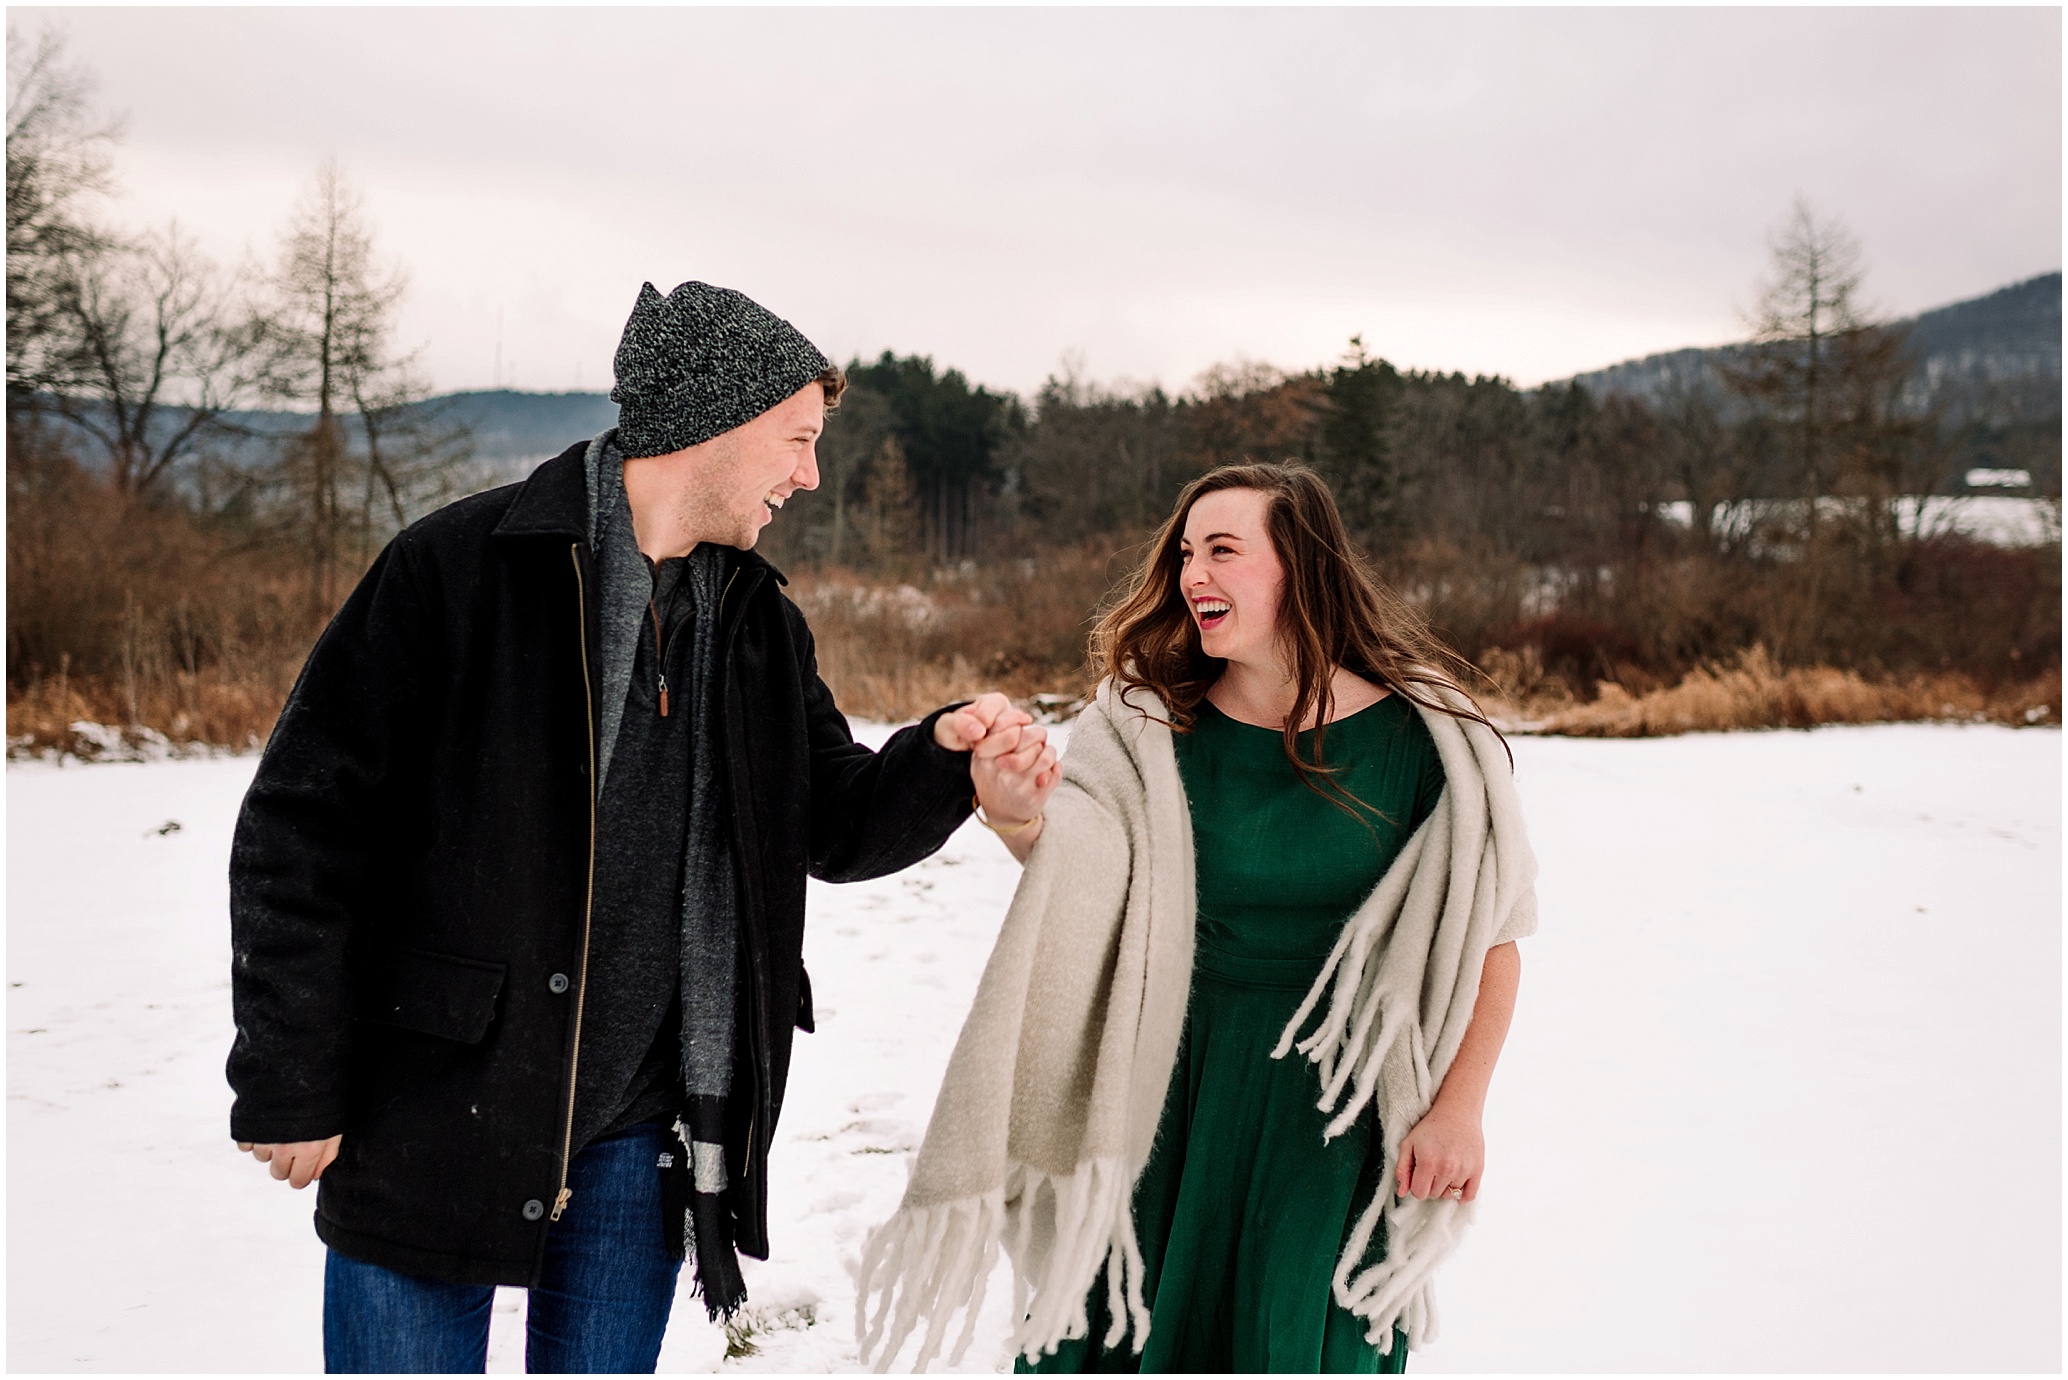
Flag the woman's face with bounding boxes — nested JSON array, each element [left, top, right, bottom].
[[1179, 487, 1286, 669]]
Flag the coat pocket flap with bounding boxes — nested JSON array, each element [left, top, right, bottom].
[[363, 947, 507, 1044]]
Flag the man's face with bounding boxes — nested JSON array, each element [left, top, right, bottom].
[[688, 382, 825, 549]]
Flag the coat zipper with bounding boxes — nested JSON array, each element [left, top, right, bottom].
[[648, 597, 670, 717], [651, 559, 731, 719], [553, 542, 601, 1222]]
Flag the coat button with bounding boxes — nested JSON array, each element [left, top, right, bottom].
[[548, 973, 570, 994], [522, 1199, 545, 1221]]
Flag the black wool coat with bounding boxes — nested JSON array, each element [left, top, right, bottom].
[[227, 442, 975, 1286]]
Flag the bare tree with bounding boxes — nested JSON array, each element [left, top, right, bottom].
[[1720, 200, 1903, 653], [1824, 318, 1936, 548], [5, 24, 121, 419], [346, 374, 475, 564], [1726, 200, 1874, 542], [1654, 372, 1745, 554], [263, 160, 417, 612], [48, 223, 269, 495]]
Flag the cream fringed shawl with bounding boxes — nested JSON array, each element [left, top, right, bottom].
[[854, 677, 1538, 1371]]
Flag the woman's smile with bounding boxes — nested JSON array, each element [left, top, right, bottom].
[[1179, 488, 1285, 668]]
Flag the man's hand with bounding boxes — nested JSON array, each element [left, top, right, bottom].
[[933, 692, 1028, 752], [237, 1135, 342, 1190]]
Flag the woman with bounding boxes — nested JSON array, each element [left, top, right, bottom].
[[858, 464, 1536, 1375]]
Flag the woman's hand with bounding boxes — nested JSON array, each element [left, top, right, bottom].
[[1396, 940, 1521, 1205], [1395, 1105, 1483, 1203], [970, 720, 1060, 862]]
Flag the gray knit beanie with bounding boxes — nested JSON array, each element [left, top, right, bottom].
[[610, 281, 832, 459]]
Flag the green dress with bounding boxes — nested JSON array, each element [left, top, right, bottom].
[[1023, 694, 1444, 1375]]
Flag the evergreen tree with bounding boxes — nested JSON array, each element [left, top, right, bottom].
[[846, 351, 1022, 561], [1317, 336, 1405, 546]]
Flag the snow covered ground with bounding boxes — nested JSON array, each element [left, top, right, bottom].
[[7, 723, 2059, 1372]]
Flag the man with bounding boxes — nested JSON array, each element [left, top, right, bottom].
[[227, 281, 1058, 1372]]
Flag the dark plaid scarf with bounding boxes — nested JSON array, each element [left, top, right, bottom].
[[586, 434, 748, 1318]]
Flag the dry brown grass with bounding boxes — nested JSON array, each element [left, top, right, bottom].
[[12, 557, 2056, 754], [7, 546, 1122, 755], [7, 666, 289, 757], [1500, 645, 2061, 738], [788, 546, 1121, 722], [7, 438, 332, 757]]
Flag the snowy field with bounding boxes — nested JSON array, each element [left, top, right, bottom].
[[7, 723, 2060, 1373]]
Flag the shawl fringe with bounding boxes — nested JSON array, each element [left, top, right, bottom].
[[1269, 681, 1530, 1350], [856, 1158, 1147, 1372]]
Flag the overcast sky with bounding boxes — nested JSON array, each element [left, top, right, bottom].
[[17, 6, 2062, 399]]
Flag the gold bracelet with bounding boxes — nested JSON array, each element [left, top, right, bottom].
[[972, 796, 1043, 836]]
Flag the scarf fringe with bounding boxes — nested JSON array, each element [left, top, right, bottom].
[[1271, 819, 1431, 1135], [855, 1158, 1147, 1373], [1269, 815, 1476, 1355], [1336, 1188, 1472, 1350]]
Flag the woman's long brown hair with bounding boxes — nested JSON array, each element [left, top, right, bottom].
[[1091, 462, 1506, 812]]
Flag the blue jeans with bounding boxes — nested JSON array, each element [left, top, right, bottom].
[[323, 1120, 683, 1373]]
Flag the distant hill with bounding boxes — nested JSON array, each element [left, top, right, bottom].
[[44, 388, 615, 482], [1566, 272, 2062, 423], [1907, 273, 2063, 387], [158, 389, 622, 486], [49, 274, 2060, 498], [432, 390, 619, 465]]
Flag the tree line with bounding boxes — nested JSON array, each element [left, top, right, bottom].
[[765, 204, 2056, 693], [6, 26, 2056, 749]]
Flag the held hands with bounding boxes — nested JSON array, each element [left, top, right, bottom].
[[237, 1135, 342, 1190], [1394, 1103, 1484, 1204], [932, 692, 1027, 754], [932, 692, 1061, 859]]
